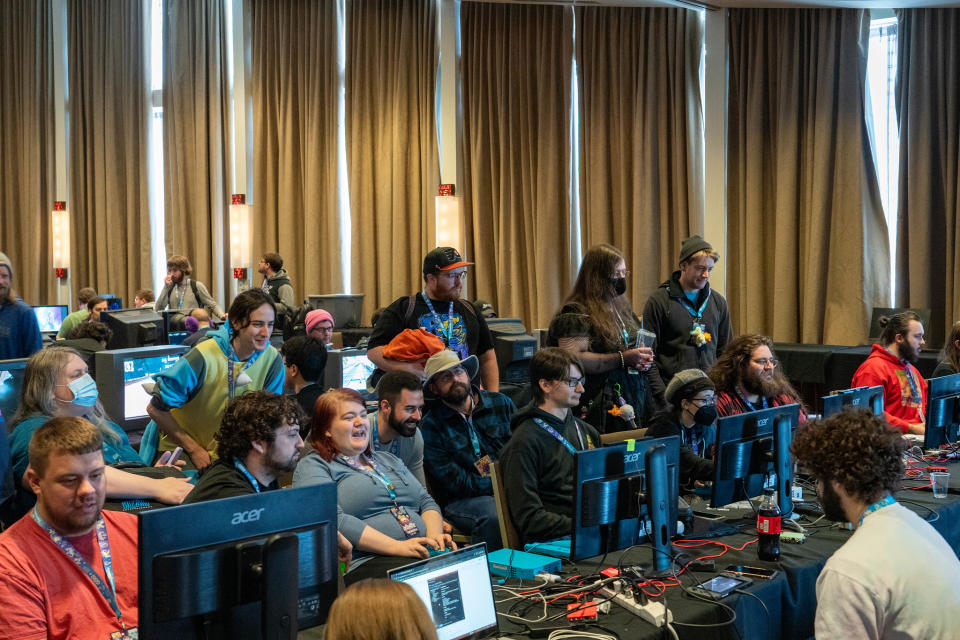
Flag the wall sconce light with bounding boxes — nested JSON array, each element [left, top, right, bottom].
[[51, 201, 69, 278], [436, 184, 462, 249], [230, 194, 250, 280]]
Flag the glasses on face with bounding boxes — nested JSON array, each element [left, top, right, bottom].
[[442, 271, 468, 282], [612, 269, 631, 278], [691, 395, 715, 406], [436, 365, 466, 384], [562, 376, 586, 389], [751, 358, 779, 369]]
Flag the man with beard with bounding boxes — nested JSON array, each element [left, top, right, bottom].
[[0, 251, 42, 359], [369, 370, 428, 487], [155, 254, 225, 323], [500, 348, 600, 545], [0, 417, 140, 637], [709, 334, 807, 421], [791, 409, 960, 639], [851, 312, 927, 434], [420, 350, 515, 549]]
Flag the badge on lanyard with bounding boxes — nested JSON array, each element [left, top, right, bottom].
[[111, 629, 139, 639], [390, 505, 421, 538], [474, 454, 492, 478]]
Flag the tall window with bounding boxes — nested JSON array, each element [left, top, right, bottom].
[[147, 0, 166, 295]]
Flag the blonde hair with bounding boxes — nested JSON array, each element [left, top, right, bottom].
[[683, 248, 720, 264], [325, 579, 438, 640]]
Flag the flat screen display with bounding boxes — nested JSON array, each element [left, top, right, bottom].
[[122, 353, 181, 420], [33, 305, 68, 333], [0, 365, 26, 427], [342, 353, 375, 391]]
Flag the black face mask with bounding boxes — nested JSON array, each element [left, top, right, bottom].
[[693, 404, 717, 426], [612, 277, 627, 296]]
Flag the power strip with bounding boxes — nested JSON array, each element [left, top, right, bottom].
[[600, 581, 673, 628]]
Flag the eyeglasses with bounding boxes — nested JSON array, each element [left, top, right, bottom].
[[436, 365, 466, 383], [751, 358, 779, 368], [562, 376, 586, 389], [612, 270, 631, 278], [691, 396, 715, 406], [442, 271, 468, 282]]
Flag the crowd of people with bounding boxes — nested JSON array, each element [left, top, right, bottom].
[[0, 240, 958, 638]]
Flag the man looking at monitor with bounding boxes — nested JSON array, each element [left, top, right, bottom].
[[366, 247, 499, 391], [56, 286, 97, 340], [155, 254, 225, 320], [0, 251, 42, 359], [148, 289, 285, 470], [420, 351, 514, 549], [0, 417, 140, 638], [499, 347, 599, 544], [709, 334, 807, 420], [280, 335, 328, 430], [851, 312, 927, 435], [370, 370, 427, 486], [791, 409, 960, 639], [85, 296, 109, 323], [133, 288, 155, 309]]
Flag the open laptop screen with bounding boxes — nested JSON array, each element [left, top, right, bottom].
[[388, 544, 498, 640]]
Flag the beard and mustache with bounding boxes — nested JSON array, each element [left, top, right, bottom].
[[741, 367, 790, 399], [441, 381, 472, 407], [389, 411, 421, 438]]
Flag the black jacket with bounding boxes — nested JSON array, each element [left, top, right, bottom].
[[642, 272, 733, 405], [499, 405, 600, 544], [645, 410, 715, 488]]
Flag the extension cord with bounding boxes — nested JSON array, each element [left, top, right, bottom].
[[600, 581, 673, 628]]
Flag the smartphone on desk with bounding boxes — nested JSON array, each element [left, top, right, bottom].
[[723, 565, 778, 580], [689, 574, 752, 600]]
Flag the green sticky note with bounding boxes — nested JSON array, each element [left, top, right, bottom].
[[626, 439, 636, 452]]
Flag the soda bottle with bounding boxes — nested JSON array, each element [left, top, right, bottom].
[[756, 488, 781, 562]]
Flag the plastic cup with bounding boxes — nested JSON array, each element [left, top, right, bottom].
[[931, 472, 950, 499]]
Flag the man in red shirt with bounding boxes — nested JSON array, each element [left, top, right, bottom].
[[709, 334, 807, 420], [0, 416, 139, 639], [852, 312, 928, 434]]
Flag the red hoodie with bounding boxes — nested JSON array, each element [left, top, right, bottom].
[[851, 344, 928, 433]]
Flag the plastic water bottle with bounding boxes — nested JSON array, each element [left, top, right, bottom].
[[757, 488, 781, 562]]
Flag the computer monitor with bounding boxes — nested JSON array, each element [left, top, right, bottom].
[[711, 403, 800, 517], [138, 483, 339, 638], [100, 307, 165, 349], [307, 294, 364, 328], [101, 294, 123, 311], [0, 358, 28, 431], [822, 386, 884, 417], [572, 436, 681, 568], [486, 317, 537, 384], [94, 345, 188, 432], [923, 373, 960, 450], [323, 348, 376, 394], [32, 305, 68, 333]]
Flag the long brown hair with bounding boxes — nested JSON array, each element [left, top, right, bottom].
[[563, 244, 635, 351], [708, 334, 804, 410], [325, 579, 438, 640], [941, 321, 960, 373], [307, 388, 369, 461]]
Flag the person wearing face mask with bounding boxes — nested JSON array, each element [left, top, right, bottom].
[[549, 244, 657, 433], [646, 369, 718, 489], [5, 347, 193, 523]]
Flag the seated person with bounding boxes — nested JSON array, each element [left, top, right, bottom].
[[280, 335, 328, 429], [646, 369, 716, 489], [420, 350, 514, 550], [133, 287, 155, 309], [293, 388, 453, 580], [852, 312, 927, 434], [180, 307, 215, 348], [0, 417, 140, 638], [325, 579, 438, 640], [62, 320, 113, 375], [791, 409, 960, 639], [306, 309, 335, 346], [709, 334, 807, 419], [56, 286, 96, 340], [932, 321, 960, 378], [6, 347, 192, 521], [499, 347, 599, 545], [85, 295, 109, 323], [369, 370, 427, 486]]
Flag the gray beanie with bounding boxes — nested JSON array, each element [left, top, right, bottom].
[[665, 368, 715, 406], [0, 252, 12, 277], [678, 236, 715, 264]]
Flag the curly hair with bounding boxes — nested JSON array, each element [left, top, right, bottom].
[[215, 391, 305, 461], [166, 254, 192, 276], [69, 320, 113, 344], [790, 408, 905, 503], [307, 388, 369, 461], [563, 244, 635, 351]]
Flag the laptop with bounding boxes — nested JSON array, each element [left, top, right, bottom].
[[388, 544, 507, 640]]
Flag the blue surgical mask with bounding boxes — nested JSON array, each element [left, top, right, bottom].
[[65, 374, 99, 407]]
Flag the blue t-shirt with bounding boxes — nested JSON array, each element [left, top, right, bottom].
[[0, 300, 42, 360]]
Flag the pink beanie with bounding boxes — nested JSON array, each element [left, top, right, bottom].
[[305, 309, 335, 335]]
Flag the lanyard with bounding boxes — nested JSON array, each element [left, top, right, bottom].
[[884, 347, 925, 418], [533, 417, 583, 455], [737, 390, 768, 412], [32, 508, 127, 629], [680, 288, 711, 321], [422, 290, 454, 346], [234, 459, 260, 493], [339, 453, 401, 504], [858, 495, 895, 528], [371, 414, 401, 458], [613, 309, 630, 347], [175, 281, 187, 309], [226, 341, 252, 399], [465, 415, 484, 459]]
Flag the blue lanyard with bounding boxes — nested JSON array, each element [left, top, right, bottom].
[[32, 508, 127, 628], [234, 459, 260, 493], [465, 415, 484, 459], [680, 289, 711, 321], [858, 495, 895, 528], [339, 453, 400, 504], [226, 340, 253, 399], [422, 290, 454, 346], [884, 347, 925, 412], [737, 391, 768, 412], [371, 414, 401, 458], [533, 417, 581, 455]]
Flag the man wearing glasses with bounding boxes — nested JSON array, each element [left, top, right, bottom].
[[499, 348, 600, 545], [708, 334, 807, 421], [367, 247, 499, 391], [419, 351, 515, 550]]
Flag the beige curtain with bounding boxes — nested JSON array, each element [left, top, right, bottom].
[[251, 0, 341, 303], [0, 0, 55, 305], [461, 2, 573, 329], [727, 9, 889, 345], [162, 0, 232, 308], [68, 0, 151, 304], [346, 0, 439, 321], [575, 6, 704, 307], [895, 9, 960, 345]]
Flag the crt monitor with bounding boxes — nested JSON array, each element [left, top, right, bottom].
[[711, 403, 800, 517], [139, 483, 340, 639], [32, 305, 69, 333], [323, 348, 376, 395], [822, 386, 884, 417], [101, 307, 165, 349], [572, 436, 681, 568], [94, 345, 188, 433], [923, 373, 960, 450], [486, 318, 538, 384], [0, 358, 28, 431]]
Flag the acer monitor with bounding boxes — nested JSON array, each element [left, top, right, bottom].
[[924, 373, 960, 450], [710, 403, 800, 517], [822, 386, 884, 418], [138, 483, 339, 639], [94, 345, 188, 433], [572, 436, 681, 569]]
